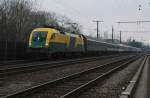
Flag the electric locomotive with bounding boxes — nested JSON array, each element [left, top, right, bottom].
[[28, 27, 85, 56]]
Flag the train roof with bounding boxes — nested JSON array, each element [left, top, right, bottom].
[[86, 38, 119, 47], [86, 37, 142, 50], [32, 28, 60, 33]]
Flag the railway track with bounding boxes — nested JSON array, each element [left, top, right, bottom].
[[2, 55, 140, 98], [0, 54, 129, 77], [0, 60, 30, 66], [0, 58, 48, 66], [0, 54, 123, 66], [0, 54, 134, 69]]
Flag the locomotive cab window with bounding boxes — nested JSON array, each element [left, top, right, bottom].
[[32, 32, 48, 41]]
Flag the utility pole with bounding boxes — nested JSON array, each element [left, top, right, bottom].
[[93, 20, 103, 39], [112, 26, 114, 43], [120, 30, 121, 43]]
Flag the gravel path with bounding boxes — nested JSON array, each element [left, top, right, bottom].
[[78, 56, 143, 98], [0, 55, 129, 97]]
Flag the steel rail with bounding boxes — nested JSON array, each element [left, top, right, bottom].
[[2, 55, 138, 98], [0, 54, 128, 77], [61, 56, 140, 98]]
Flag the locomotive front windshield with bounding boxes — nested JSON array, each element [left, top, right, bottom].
[[30, 31, 48, 48], [32, 32, 47, 42]]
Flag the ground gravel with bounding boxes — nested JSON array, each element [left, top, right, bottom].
[[0, 55, 131, 97], [78, 57, 143, 98]]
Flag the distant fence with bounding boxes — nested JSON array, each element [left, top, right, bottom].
[[0, 41, 27, 61]]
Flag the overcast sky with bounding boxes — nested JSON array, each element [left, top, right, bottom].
[[37, 0, 150, 44]]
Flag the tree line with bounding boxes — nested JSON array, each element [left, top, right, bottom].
[[126, 39, 150, 52], [0, 0, 81, 42]]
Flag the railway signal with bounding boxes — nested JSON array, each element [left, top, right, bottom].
[[138, 4, 142, 11]]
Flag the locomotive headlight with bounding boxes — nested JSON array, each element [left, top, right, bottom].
[[29, 42, 31, 46], [45, 43, 49, 46]]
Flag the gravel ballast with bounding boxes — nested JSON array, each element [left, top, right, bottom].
[[0, 55, 130, 97], [78, 57, 143, 98]]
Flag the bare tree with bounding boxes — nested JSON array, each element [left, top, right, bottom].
[[0, 0, 83, 60]]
